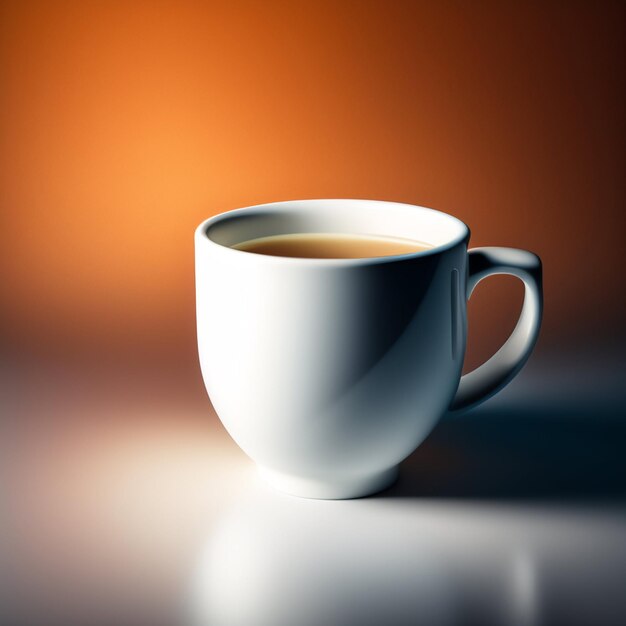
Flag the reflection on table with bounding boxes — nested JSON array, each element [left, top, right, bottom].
[[189, 487, 626, 626]]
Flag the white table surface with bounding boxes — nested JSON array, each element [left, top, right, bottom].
[[3, 353, 625, 626]]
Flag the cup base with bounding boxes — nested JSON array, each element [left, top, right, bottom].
[[257, 464, 399, 500]]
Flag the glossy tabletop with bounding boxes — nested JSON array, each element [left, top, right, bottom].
[[2, 352, 625, 626]]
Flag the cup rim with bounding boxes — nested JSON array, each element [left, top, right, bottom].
[[195, 199, 470, 265]]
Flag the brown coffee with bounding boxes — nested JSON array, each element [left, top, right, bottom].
[[233, 233, 432, 259]]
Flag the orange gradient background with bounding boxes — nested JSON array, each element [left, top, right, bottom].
[[2, 0, 624, 376], [2, 4, 625, 626]]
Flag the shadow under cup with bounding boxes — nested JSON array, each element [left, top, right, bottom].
[[195, 200, 475, 499]]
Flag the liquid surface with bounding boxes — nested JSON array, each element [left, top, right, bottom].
[[233, 233, 433, 259]]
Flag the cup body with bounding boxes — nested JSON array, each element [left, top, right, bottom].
[[195, 200, 470, 498]]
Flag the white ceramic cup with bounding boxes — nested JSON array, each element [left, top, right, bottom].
[[195, 200, 542, 499]]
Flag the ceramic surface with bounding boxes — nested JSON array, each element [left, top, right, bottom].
[[195, 200, 542, 498]]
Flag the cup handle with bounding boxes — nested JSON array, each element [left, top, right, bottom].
[[450, 247, 543, 412]]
